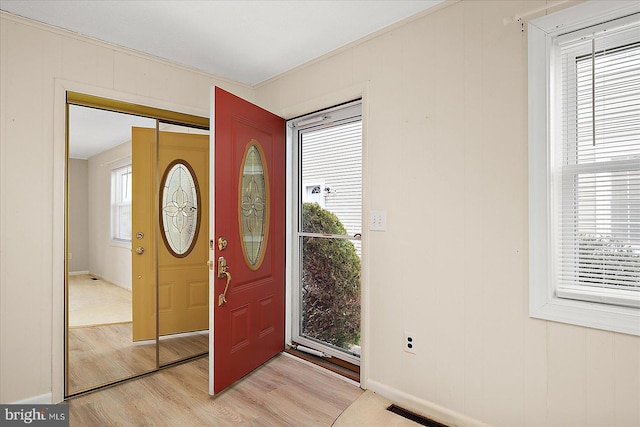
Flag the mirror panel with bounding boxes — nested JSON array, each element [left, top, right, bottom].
[[67, 105, 210, 395], [67, 105, 157, 395], [157, 123, 209, 367]]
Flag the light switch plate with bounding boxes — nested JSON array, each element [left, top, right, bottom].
[[369, 210, 387, 231]]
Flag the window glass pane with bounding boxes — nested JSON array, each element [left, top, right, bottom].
[[301, 121, 362, 240], [560, 169, 640, 290], [117, 204, 132, 240], [558, 25, 640, 300], [121, 168, 131, 203], [567, 41, 640, 165], [111, 164, 132, 241], [160, 161, 199, 256], [300, 236, 361, 356], [240, 142, 268, 268]]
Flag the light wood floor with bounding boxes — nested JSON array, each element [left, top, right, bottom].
[[68, 274, 132, 327], [67, 353, 363, 426]]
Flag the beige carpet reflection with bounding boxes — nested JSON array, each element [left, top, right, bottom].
[[68, 274, 132, 327], [334, 390, 421, 426]]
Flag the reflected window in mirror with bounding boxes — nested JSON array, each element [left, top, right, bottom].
[[111, 163, 132, 243]]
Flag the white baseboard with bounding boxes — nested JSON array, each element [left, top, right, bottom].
[[365, 380, 491, 427], [11, 393, 53, 404], [88, 272, 132, 292], [68, 270, 89, 276], [68, 271, 132, 291]]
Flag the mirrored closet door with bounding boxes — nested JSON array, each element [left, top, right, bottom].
[[65, 95, 209, 396]]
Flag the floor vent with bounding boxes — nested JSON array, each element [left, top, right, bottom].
[[386, 404, 448, 427]]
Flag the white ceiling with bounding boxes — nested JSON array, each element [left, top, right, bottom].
[[67, 105, 156, 159], [0, 0, 443, 86]]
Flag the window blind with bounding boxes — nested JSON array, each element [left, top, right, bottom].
[[556, 17, 640, 307]]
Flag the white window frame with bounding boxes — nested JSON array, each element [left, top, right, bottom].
[[528, 0, 640, 336], [111, 162, 132, 246], [288, 101, 363, 365]]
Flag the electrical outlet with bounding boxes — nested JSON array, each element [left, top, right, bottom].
[[404, 332, 416, 354]]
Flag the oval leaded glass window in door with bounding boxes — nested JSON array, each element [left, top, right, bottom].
[[160, 160, 201, 257], [239, 140, 270, 270]]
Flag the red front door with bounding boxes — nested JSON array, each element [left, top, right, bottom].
[[210, 87, 285, 394]]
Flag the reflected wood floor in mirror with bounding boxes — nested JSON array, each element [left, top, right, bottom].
[[159, 330, 208, 366], [68, 323, 207, 395], [67, 353, 363, 426]]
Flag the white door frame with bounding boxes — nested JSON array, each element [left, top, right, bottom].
[[280, 83, 371, 388]]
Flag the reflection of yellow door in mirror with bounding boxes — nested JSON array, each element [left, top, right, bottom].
[[131, 127, 209, 341], [132, 127, 156, 341]]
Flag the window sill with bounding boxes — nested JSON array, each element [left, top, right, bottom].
[[110, 239, 131, 249], [530, 296, 640, 336], [285, 345, 360, 382], [557, 286, 640, 309]]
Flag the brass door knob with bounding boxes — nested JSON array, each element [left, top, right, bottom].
[[135, 246, 145, 255]]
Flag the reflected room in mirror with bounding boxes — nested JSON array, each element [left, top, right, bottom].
[[66, 104, 209, 396]]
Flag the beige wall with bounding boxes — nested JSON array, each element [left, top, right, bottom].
[[68, 159, 89, 273], [87, 141, 132, 290], [1, 1, 639, 425], [256, 1, 639, 426], [0, 12, 252, 403]]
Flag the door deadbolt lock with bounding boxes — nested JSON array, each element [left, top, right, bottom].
[[217, 236, 228, 251], [136, 232, 144, 240]]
